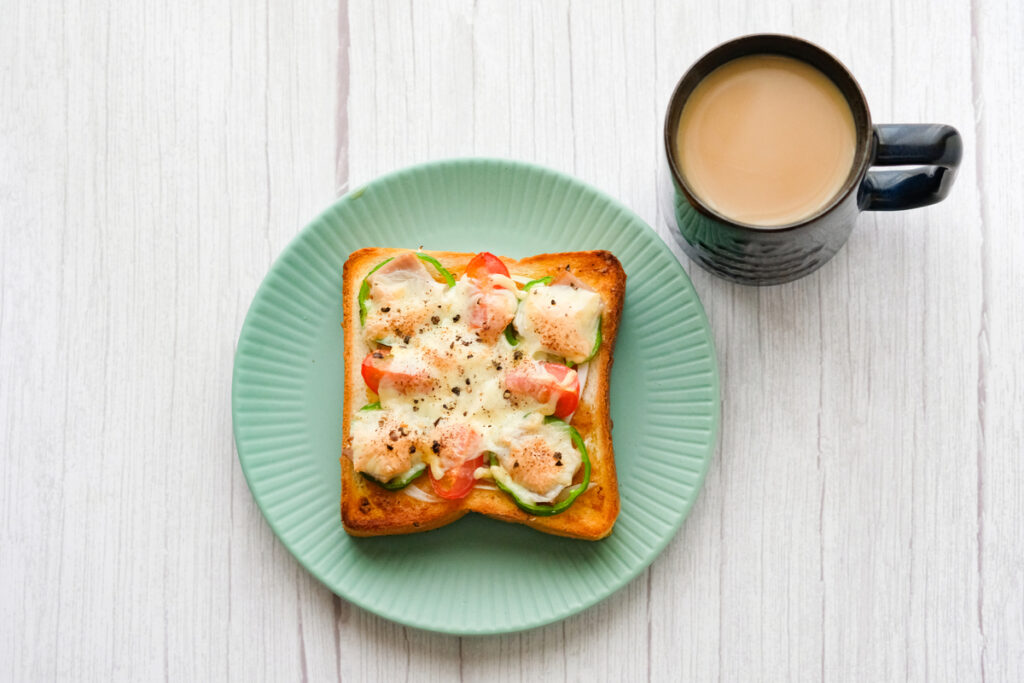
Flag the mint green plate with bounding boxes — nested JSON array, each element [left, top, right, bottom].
[[232, 159, 719, 635]]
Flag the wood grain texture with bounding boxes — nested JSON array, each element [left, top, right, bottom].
[[974, 0, 1024, 680], [0, 0, 339, 680], [1, 0, 1021, 681]]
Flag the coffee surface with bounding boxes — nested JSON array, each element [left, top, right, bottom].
[[675, 54, 856, 227]]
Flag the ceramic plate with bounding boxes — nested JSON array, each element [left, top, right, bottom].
[[232, 159, 719, 634]]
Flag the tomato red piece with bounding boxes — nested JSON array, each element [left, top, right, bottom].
[[543, 363, 581, 418], [360, 351, 388, 394], [463, 253, 517, 342], [464, 252, 510, 283], [361, 350, 431, 395], [505, 362, 580, 419], [429, 423, 484, 499], [430, 454, 485, 500]]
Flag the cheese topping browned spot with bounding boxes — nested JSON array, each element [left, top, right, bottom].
[[363, 253, 444, 344], [350, 412, 425, 482], [514, 284, 602, 364], [492, 414, 581, 502]]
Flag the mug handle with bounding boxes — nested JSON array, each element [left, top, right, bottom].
[[860, 124, 962, 211]]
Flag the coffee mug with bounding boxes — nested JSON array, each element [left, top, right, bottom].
[[662, 34, 962, 286]]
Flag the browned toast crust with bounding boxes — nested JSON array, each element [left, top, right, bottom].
[[341, 248, 625, 540]]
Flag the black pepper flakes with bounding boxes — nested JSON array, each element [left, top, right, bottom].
[[555, 461, 563, 467], [431, 315, 440, 325], [465, 378, 471, 385], [403, 335, 411, 344], [451, 387, 461, 395], [431, 441, 441, 454], [409, 446, 416, 454], [386, 444, 393, 451], [514, 350, 523, 361], [433, 417, 442, 427], [503, 389, 512, 399], [550, 299, 556, 305], [381, 306, 391, 313], [453, 314, 461, 322]]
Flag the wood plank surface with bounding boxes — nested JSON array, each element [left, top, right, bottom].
[[0, 0, 339, 680], [1, 0, 1021, 681]]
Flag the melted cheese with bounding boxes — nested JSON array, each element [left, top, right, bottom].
[[513, 284, 602, 364], [349, 409, 428, 481], [491, 413, 580, 503], [363, 253, 446, 345], [350, 253, 598, 499]]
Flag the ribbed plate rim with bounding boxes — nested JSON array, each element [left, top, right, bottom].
[[232, 157, 720, 635]]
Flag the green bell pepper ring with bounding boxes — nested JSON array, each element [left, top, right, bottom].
[[587, 316, 602, 361], [362, 462, 427, 491], [487, 417, 591, 516], [503, 323, 518, 346], [414, 252, 456, 287], [523, 276, 552, 291], [357, 253, 456, 327], [504, 277, 552, 345], [357, 257, 394, 326], [565, 315, 602, 368]]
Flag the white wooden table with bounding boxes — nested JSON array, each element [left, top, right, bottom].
[[3, 1, 1022, 680]]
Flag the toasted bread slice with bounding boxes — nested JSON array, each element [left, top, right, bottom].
[[340, 248, 625, 540]]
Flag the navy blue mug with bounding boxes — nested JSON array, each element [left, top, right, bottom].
[[662, 34, 962, 286]]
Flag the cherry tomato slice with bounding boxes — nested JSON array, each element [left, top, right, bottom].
[[361, 350, 431, 395], [505, 362, 580, 419], [430, 455, 485, 500], [360, 351, 388, 394], [463, 253, 516, 342], [464, 252, 510, 282], [542, 362, 581, 419]]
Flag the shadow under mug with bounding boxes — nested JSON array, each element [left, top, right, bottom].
[[662, 34, 963, 286]]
